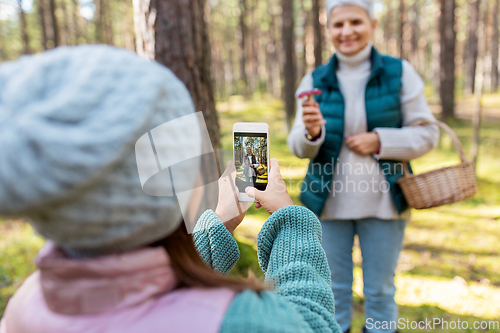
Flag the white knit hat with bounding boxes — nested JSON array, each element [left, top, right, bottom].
[[0, 45, 202, 256], [326, 0, 375, 20]]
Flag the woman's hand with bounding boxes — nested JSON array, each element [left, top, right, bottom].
[[215, 161, 249, 234], [245, 159, 294, 214], [302, 102, 326, 138], [345, 132, 381, 156]]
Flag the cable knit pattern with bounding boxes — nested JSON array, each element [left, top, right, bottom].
[[193, 206, 341, 333], [193, 210, 240, 275]]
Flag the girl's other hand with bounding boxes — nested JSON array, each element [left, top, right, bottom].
[[215, 161, 249, 234], [302, 102, 326, 138], [345, 132, 381, 155], [245, 159, 294, 214]]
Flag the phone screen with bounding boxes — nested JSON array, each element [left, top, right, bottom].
[[234, 132, 268, 192]]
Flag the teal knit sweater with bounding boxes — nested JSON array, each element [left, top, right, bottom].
[[193, 205, 342, 333]]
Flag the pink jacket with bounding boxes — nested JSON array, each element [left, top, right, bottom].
[[0, 242, 235, 333]]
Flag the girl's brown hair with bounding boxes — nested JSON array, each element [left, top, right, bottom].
[[152, 222, 267, 293]]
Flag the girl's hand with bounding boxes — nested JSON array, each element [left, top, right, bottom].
[[245, 159, 294, 214], [215, 161, 249, 234], [345, 132, 381, 156], [302, 102, 326, 138]]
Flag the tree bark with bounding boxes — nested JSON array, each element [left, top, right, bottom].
[[439, 0, 456, 120], [133, 0, 220, 150], [60, 0, 70, 45], [267, 12, 281, 98], [18, 0, 31, 54], [239, 0, 248, 96], [492, 0, 499, 92], [410, 0, 420, 68], [282, 0, 296, 130], [49, 0, 59, 47], [38, 0, 49, 50], [471, 0, 486, 170], [312, 0, 322, 67], [464, 0, 480, 95], [385, 0, 393, 54], [399, 0, 404, 58], [71, 0, 82, 44]]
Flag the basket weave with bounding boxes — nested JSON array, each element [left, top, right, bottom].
[[397, 120, 477, 209]]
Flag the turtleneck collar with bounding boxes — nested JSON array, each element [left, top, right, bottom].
[[335, 41, 373, 71]]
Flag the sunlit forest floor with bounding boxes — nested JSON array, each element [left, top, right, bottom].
[[1, 98, 500, 332]]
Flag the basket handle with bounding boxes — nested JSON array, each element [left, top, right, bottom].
[[401, 119, 469, 176]]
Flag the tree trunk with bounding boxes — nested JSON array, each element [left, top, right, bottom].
[[471, 0, 486, 170], [492, 0, 499, 92], [439, 0, 456, 120], [385, 0, 393, 54], [38, 0, 49, 50], [298, 0, 308, 81], [282, 0, 296, 130], [267, 13, 281, 98], [239, 0, 248, 96], [249, 0, 259, 95], [410, 0, 420, 68], [464, 0, 480, 96], [60, 0, 70, 45], [399, 0, 404, 58], [18, 0, 31, 54], [49, 0, 59, 47], [133, 0, 220, 150], [312, 0, 322, 67]]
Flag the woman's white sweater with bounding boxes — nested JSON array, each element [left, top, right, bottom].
[[287, 42, 439, 220]]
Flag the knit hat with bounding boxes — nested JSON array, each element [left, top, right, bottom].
[[0, 45, 202, 256], [326, 0, 374, 20]]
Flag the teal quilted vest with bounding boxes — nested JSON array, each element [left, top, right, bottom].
[[299, 47, 410, 216]]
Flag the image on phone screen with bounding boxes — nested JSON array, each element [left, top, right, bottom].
[[234, 132, 268, 193]]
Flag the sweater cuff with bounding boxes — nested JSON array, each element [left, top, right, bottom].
[[373, 128, 410, 160], [193, 209, 240, 274]]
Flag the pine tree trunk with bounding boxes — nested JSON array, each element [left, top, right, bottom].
[[385, 0, 392, 54], [49, 0, 59, 47], [464, 0, 480, 96], [410, 0, 420, 69], [492, 0, 499, 92], [399, 0, 404, 58], [18, 0, 31, 54], [133, 0, 220, 149], [239, 0, 248, 96], [439, 0, 456, 120], [60, 0, 70, 45], [38, 0, 49, 50], [72, 0, 82, 44], [282, 0, 296, 130], [312, 0, 322, 67]]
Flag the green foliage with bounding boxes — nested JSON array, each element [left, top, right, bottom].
[[0, 221, 44, 315]]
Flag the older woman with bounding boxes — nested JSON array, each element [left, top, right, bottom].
[[287, 1, 439, 332]]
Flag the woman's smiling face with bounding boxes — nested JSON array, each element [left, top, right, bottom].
[[329, 4, 377, 56]]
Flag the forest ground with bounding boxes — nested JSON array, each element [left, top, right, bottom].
[[1, 97, 500, 332]]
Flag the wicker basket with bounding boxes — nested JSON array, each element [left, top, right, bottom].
[[397, 120, 477, 209]]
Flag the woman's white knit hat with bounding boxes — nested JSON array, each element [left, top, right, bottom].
[[326, 0, 375, 20], [0, 45, 201, 256]]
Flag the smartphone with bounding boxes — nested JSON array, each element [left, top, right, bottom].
[[233, 122, 270, 202]]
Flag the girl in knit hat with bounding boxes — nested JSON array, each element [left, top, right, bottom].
[[287, 1, 439, 333], [0, 46, 341, 333]]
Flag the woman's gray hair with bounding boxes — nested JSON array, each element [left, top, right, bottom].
[[326, 0, 375, 21]]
